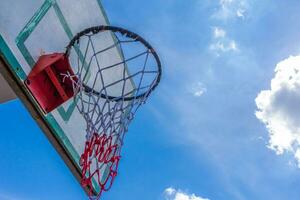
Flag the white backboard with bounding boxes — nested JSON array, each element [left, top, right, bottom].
[[0, 0, 132, 194]]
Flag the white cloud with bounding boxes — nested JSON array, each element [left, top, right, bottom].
[[213, 27, 226, 38], [164, 187, 210, 200], [165, 187, 176, 196], [213, 0, 248, 20], [189, 82, 207, 97], [210, 40, 238, 53], [236, 8, 245, 18], [209, 27, 238, 54], [220, 0, 234, 4], [255, 55, 300, 166]]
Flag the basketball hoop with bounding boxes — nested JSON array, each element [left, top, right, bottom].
[[63, 25, 161, 199]]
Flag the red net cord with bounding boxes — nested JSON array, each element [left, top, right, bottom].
[[80, 133, 120, 198]]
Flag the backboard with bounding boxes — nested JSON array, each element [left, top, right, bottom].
[[0, 0, 131, 195]]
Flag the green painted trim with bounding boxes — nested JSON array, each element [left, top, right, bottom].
[[57, 102, 76, 121], [53, 0, 92, 87], [15, 0, 51, 68], [53, 0, 92, 80], [15, 0, 52, 68], [46, 114, 81, 161], [52, 2, 73, 40], [96, 0, 110, 25], [96, 0, 136, 91], [0, 35, 26, 79]]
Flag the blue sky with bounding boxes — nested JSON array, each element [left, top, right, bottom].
[[2, 0, 300, 199]]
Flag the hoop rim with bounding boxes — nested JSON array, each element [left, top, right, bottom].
[[65, 25, 162, 101]]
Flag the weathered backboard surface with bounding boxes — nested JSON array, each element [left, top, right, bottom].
[[0, 0, 132, 194]]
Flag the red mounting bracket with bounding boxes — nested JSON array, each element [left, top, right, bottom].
[[25, 53, 77, 113]]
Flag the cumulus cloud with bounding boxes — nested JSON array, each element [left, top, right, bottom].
[[255, 55, 300, 166], [164, 187, 210, 200]]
